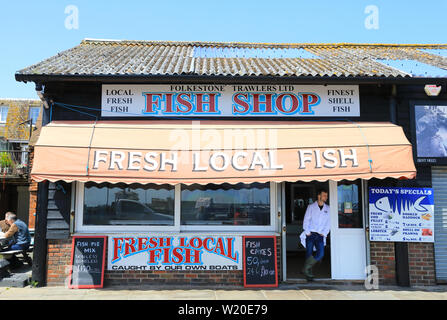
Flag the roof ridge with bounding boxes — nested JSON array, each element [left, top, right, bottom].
[[80, 38, 447, 48]]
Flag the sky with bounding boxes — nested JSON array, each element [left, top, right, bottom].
[[1, 0, 447, 99]]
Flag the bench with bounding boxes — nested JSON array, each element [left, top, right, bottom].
[[0, 249, 32, 267]]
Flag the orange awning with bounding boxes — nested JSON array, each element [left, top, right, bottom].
[[31, 120, 416, 185]]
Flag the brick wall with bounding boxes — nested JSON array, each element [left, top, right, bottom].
[[408, 242, 436, 286], [369, 241, 396, 285], [46, 239, 72, 286], [105, 270, 243, 287], [46, 236, 282, 287]]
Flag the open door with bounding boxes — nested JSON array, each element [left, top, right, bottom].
[[284, 181, 331, 280]]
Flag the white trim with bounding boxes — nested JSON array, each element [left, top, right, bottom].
[[329, 180, 337, 279], [362, 179, 371, 269], [75, 181, 276, 234], [281, 182, 287, 282], [70, 182, 76, 234], [174, 184, 181, 231]]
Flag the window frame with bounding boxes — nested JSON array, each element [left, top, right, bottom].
[[29, 106, 40, 125], [75, 181, 277, 233], [336, 179, 363, 229], [0, 106, 9, 123]]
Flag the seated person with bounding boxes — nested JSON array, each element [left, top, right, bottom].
[[0, 217, 11, 250], [2, 212, 31, 268], [3, 212, 31, 251], [0, 219, 10, 233]]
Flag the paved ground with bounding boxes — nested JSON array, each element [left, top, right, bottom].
[[0, 284, 445, 300]]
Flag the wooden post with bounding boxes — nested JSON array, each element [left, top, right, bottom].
[[31, 180, 48, 287]]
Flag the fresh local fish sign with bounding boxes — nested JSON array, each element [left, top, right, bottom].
[[107, 235, 242, 271], [101, 84, 360, 117], [369, 188, 434, 243]]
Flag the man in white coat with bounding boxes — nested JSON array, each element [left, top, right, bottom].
[[299, 188, 330, 280]]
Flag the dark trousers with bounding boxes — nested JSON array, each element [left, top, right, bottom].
[[305, 232, 325, 261]]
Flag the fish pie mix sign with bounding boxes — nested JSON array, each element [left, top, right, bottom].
[[369, 187, 434, 242]]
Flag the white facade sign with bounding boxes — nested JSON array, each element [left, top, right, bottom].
[[101, 84, 360, 117]]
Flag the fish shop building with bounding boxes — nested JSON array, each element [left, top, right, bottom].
[[15, 40, 447, 287]]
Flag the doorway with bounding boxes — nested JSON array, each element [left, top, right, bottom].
[[284, 181, 331, 280]]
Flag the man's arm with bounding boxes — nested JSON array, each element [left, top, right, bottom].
[[302, 205, 312, 236], [4, 223, 18, 239]]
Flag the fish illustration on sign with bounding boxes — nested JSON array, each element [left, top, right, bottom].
[[374, 195, 428, 216]]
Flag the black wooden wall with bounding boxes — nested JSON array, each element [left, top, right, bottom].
[[46, 182, 71, 239], [38, 80, 447, 239]]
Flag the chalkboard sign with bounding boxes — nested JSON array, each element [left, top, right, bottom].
[[69, 236, 107, 289], [243, 236, 278, 288]]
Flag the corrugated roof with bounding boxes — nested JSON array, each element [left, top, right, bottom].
[[15, 39, 447, 80]]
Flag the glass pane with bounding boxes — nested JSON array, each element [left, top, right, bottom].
[[337, 180, 363, 228], [83, 182, 174, 226], [29, 107, 40, 125], [181, 182, 270, 226], [0, 107, 9, 123]]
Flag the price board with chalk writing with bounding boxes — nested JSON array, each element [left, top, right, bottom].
[[68, 236, 107, 289], [243, 236, 278, 288]]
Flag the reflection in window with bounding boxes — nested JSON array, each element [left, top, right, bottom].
[[181, 183, 270, 226], [29, 107, 40, 125], [337, 180, 363, 228], [0, 106, 9, 123], [83, 183, 174, 226]]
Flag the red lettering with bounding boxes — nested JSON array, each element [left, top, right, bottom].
[[184, 248, 201, 264], [301, 93, 319, 114], [112, 238, 124, 261], [276, 93, 299, 114], [148, 249, 162, 263], [176, 93, 193, 113], [213, 238, 226, 256], [165, 93, 174, 113], [159, 237, 171, 247], [196, 93, 217, 113], [233, 93, 250, 113], [143, 93, 163, 113], [149, 237, 158, 249], [203, 237, 214, 252], [172, 247, 184, 264], [163, 247, 171, 263], [137, 237, 148, 252], [226, 238, 237, 261], [253, 93, 273, 113], [124, 237, 136, 256], [189, 237, 202, 249], [180, 237, 187, 247]]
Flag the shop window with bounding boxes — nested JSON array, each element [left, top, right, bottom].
[[83, 182, 174, 226], [337, 180, 363, 228], [181, 182, 270, 226]]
